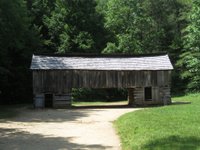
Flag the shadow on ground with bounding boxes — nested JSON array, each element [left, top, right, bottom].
[[142, 136, 200, 150], [0, 108, 18, 119], [1, 108, 101, 123], [0, 101, 191, 123], [0, 128, 111, 150], [0, 104, 133, 123]]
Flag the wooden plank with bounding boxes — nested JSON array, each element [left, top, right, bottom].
[[32, 70, 172, 101]]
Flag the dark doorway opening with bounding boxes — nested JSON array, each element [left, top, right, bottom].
[[45, 94, 53, 107], [144, 87, 152, 101]]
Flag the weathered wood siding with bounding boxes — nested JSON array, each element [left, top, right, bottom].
[[134, 87, 144, 105], [33, 70, 171, 94], [33, 70, 73, 94], [33, 70, 171, 106], [33, 93, 71, 108], [53, 94, 71, 108], [132, 86, 171, 105], [160, 86, 171, 105]]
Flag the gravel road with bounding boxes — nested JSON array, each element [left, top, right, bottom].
[[0, 106, 139, 150]]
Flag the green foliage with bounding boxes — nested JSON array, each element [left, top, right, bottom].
[[104, 0, 158, 54], [30, 0, 55, 52], [115, 93, 200, 150], [102, 42, 119, 54], [177, 0, 200, 91], [0, 0, 199, 103], [103, 0, 188, 55], [144, 0, 190, 93], [72, 88, 127, 102], [42, 0, 106, 53], [0, 0, 41, 104]]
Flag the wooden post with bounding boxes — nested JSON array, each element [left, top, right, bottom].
[[128, 88, 134, 106]]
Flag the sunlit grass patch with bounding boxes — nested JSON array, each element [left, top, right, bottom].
[[115, 93, 200, 150]]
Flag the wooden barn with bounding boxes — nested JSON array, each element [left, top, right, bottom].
[[30, 53, 173, 108]]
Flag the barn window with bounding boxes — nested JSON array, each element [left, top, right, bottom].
[[144, 87, 152, 101]]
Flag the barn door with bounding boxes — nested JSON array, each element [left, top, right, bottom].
[[45, 94, 53, 108]]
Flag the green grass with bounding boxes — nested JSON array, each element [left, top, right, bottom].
[[115, 93, 200, 150], [72, 100, 127, 106]]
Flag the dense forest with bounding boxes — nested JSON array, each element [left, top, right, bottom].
[[0, 0, 200, 104]]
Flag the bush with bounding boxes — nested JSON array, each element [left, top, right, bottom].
[[72, 88, 127, 102]]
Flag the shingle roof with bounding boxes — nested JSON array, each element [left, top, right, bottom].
[[30, 54, 173, 70]]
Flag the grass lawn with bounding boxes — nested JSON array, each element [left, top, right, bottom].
[[115, 93, 200, 150], [72, 100, 128, 107]]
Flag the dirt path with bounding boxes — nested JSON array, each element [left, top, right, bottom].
[[0, 107, 139, 150]]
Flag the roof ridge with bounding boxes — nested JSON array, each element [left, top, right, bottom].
[[33, 52, 168, 58]]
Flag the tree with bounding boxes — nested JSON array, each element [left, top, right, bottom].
[[103, 0, 190, 54], [0, 0, 41, 103], [145, 0, 191, 93], [103, 0, 163, 54], [177, 0, 200, 91], [43, 0, 107, 53], [29, 0, 55, 52]]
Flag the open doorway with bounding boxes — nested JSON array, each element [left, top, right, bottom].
[[144, 87, 152, 101], [45, 94, 53, 108], [72, 88, 128, 108]]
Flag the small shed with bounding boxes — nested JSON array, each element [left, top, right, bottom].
[[30, 53, 173, 108]]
